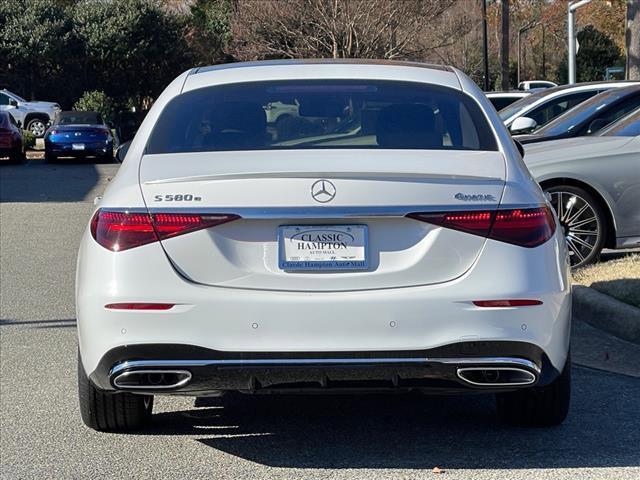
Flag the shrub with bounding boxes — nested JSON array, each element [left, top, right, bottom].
[[22, 130, 36, 149], [73, 90, 115, 123]]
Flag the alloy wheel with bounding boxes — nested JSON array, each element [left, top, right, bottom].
[[548, 190, 601, 268], [29, 119, 46, 137]]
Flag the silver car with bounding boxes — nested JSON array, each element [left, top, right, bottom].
[[524, 108, 640, 267]]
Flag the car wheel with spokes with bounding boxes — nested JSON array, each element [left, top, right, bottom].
[[26, 118, 47, 138], [545, 185, 606, 268]]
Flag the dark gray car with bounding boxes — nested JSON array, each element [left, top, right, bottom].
[[523, 108, 640, 267]]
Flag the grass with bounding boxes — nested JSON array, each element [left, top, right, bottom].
[[573, 254, 640, 308]]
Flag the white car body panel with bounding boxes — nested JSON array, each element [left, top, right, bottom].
[[77, 60, 571, 397]]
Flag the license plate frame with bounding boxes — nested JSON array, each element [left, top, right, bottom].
[[278, 224, 368, 271], [72, 143, 85, 150]]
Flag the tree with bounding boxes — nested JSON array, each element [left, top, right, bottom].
[[627, 0, 640, 79], [187, 0, 234, 65], [228, 0, 456, 61], [0, 0, 75, 101], [500, 0, 509, 89], [71, 0, 193, 111], [557, 25, 623, 83], [73, 90, 115, 123]]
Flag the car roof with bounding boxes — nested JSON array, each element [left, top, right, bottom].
[[194, 59, 453, 75], [184, 59, 463, 93], [486, 91, 530, 97]]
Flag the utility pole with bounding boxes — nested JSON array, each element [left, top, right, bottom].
[[627, 0, 640, 80], [568, 0, 593, 84], [517, 23, 536, 86], [500, 0, 510, 90], [482, 0, 490, 91]]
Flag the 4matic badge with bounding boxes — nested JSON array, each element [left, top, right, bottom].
[[455, 192, 497, 202]]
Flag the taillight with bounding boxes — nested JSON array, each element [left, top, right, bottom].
[[91, 210, 240, 251], [490, 207, 556, 247], [407, 206, 555, 248], [473, 299, 543, 307], [105, 303, 175, 310]]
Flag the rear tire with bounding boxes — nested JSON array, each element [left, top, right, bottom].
[[495, 355, 570, 427], [9, 148, 26, 164], [78, 353, 153, 432]]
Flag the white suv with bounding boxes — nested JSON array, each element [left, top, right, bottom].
[[0, 89, 61, 137], [76, 60, 571, 432]]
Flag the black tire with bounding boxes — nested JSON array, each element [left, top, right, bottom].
[[100, 152, 114, 163], [9, 148, 26, 165], [78, 353, 153, 432], [43, 152, 56, 163], [26, 117, 48, 138], [545, 185, 607, 268], [495, 354, 571, 427]]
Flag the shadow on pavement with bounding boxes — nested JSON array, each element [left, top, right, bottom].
[[0, 318, 77, 328], [141, 366, 639, 470], [0, 162, 117, 203]]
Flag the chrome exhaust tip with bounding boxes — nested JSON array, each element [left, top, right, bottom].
[[457, 367, 536, 387], [112, 369, 192, 390]]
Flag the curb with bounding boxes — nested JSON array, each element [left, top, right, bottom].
[[573, 284, 640, 344]]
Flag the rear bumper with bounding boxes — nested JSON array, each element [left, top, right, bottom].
[[77, 224, 572, 386], [90, 341, 556, 394], [45, 141, 112, 156]]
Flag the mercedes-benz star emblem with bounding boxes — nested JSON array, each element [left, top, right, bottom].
[[311, 179, 336, 203]]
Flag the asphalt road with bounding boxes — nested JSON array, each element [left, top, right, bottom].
[[1, 161, 640, 479]]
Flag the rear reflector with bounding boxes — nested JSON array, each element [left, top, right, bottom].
[[407, 206, 555, 248], [105, 303, 175, 310], [473, 299, 543, 307], [91, 210, 240, 251]]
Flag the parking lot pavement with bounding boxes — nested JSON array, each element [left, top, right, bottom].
[[2, 163, 640, 479]]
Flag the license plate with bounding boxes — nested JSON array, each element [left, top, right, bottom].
[[279, 225, 368, 271], [72, 143, 85, 150]]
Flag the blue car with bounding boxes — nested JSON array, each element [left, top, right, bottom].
[[44, 111, 113, 162]]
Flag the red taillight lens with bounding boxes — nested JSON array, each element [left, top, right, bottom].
[[91, 210, 240, 251], [490, 207, 556, 248], [105, 303, 175, 310], [407, 206, 555, 248], [473, 299, 543, 307], [407, 211, 493, 237]]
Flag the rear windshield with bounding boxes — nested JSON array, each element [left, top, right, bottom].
[[146, 80, 497, 153], [56, 112, 102, 125]]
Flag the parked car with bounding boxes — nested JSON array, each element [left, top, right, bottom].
[[44, 111, 114, 162], [0, 89, 61, 138], [518, 80, 557, 91], [77, 60, 571, 432], [499, 81, 639, 134], [486, 91, 530, 110], [524, 107, 640, 267], [0, 111, 26, 164], [515, 85, 640, 144]]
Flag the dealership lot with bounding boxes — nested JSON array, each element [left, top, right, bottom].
[[1, 162, 640, 479]]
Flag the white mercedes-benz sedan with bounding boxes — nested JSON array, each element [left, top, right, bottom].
[[76, 60, 571, 432]]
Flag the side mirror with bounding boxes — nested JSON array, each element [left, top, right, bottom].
[[8, 99, 18, 108], [115, 141, 131, 163], [510, 116, 537, 134], [513, 139, 525, 158]]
